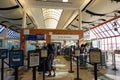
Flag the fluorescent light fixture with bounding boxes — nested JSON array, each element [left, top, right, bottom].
[[62, 0, 68, 2]]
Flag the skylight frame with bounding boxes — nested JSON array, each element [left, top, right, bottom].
[[42, 8, 63, 29]]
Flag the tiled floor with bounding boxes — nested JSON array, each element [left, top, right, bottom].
[[1, 53, 120, 80]]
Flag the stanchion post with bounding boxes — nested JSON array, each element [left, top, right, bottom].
[[112, 53, 118, 71], [43, 59, 46, 80], [33, 67, 36, 80], [69, 47, 74, 73], [94, 63, 98, 80], [15, 67, 18, 80], [1, 59, 4, 80], [74, 49, 81, 80]]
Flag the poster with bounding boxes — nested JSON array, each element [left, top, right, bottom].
[[29, 52, 39, 67]]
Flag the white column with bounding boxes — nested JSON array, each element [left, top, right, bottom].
[[5, 27, 8, 48], [78, 9, 82, 30], [22, 10, 27, 28]]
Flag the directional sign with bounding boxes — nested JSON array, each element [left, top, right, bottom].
[[9, 50, 24, 67], [0, 49, 8, 59]]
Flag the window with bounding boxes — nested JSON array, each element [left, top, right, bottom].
[[0, 25, 5, 33]]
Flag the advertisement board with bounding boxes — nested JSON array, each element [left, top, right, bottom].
[[0, 49, 8, 59], [9, 50, 24, 67]]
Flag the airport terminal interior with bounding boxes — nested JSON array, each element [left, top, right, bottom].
[[1, 0, 120, 80]]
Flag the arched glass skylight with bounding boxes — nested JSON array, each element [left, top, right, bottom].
[[42, 8, 63, 29], [0, 25, 5, 33], [8, 29, 20, 38]]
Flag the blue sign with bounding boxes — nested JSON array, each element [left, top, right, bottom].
[[26, 35, 36, 40], [0, 49, 8, 59], [9, 50, 24, 67], [26, 34, 46, 40], [36, 34, 45, 40]]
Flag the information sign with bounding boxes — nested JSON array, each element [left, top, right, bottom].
[[26, 35, 36, 40], [89, 49, 101, 63], [26, 34, 46, 40], [41, 49, 48, 58], [28, 51, 40, 67], [36, 34, 46, 40], [9, 50, 24, 67], [0, 49, 8, 59], [75, 49, 80, 56]]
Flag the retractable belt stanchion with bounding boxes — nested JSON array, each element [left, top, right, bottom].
[[15, 67, 19, 80], [1, 58, 4, 80], [43, 59, 46, 80], [89, 48, 101, 80], [9, 50, 24, 80], [74, 49, 81, 80], [94, 63, 97, 80], [0, 49, 8, 80], [33, 67, 36, 80], [41, 49, 48, 80], [69, 47, 74, 73], [28, 50, 40, 80], [112, 52, 118, 71]]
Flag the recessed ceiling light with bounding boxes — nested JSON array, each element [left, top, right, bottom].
[[62, 0, 68, 2]]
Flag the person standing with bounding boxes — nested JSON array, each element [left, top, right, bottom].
[[47, 43, 55, 77]]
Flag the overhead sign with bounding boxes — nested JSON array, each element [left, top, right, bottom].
[[9, 50, 24, 67], [28, 51, 40, 67], [36, 34, 46, 40], [26, 35, 36, 40], [26, 34, 46, 40], [51, 35, 79, 40], [0, 49, 8, 59]]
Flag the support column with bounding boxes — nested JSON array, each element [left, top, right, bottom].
[[78, 9, 82, 30], [5, 27, 8, 48], [22, 10, 27, 28], [20, 9, 27, 55], [78, 9, 82, 46]]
